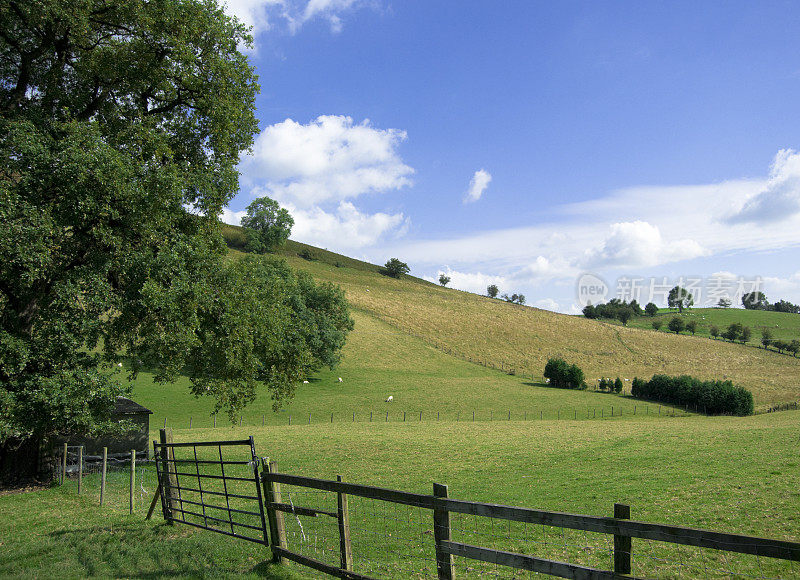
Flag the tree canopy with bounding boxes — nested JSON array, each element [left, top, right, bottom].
[[241, 196, 294, 253], [0, 1, 354, 458], [383, 258, 410, 278], [742, 291, 768, 310], [667, 286, 694, 312]]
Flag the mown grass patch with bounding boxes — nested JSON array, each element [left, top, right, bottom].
[[5, 410, 797, 579], [0, 477, 309, 579]]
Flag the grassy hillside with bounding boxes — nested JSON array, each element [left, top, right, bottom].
[[612, 306, 800, 346], [257, 248, 800, 408], [4, 231, 799, 579], [133, 310, 678, 430]]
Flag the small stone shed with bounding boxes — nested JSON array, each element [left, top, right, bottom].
[[68, 397, 153, 459]]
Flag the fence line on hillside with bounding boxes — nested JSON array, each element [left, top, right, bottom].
[[156, 402, 705, 430]]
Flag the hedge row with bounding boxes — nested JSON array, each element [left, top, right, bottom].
[[631, 374, 753, 416], [543, 358, 586, 390]]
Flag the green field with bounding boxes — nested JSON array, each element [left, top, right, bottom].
[[3, 237, 800, 578], [2, 411, 798, 578]]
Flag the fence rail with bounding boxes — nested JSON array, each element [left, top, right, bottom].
[[260, 469, 800, 580], [147, 436, 800, 579]]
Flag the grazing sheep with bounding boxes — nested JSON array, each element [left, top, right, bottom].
[[117, 362, 123, 368], [303, 380, 309, 384], [338, 377, 343, 382], [386, 395, 393, 402]]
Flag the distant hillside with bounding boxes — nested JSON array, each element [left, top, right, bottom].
[[599, 307, 800, 347], [221, 225, 800, 407]]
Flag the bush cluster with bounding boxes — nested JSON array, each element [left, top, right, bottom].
[[598, 377, 622, 393], [543, 358, 586, 389], [582, 299, 644, 325], [631, 375, 753, 416]]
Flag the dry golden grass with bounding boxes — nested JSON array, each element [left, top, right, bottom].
[[280, 255, 800, 407]]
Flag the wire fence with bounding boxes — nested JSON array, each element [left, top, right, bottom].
[[156, 402, 698, 431], [55, 445, 158, 514]]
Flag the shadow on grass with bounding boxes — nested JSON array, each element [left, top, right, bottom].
[[39, 521, 298, 579]]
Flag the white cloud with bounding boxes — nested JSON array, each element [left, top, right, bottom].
[[464, 169, 492, 203], [426, 267, 507, 295], [223, 0, 281, 35], [763, 271, 800, 296], [242, 115, 413, 207], [294, 0, 363, 33], [223, 0, 369, 37], [285, 201, 408, 250], [582, 221, 707, 269], [220, 207, 247, 225], [727, 149, 800, 224]]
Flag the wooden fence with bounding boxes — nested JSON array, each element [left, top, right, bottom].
[[260, 467, 800, 580]]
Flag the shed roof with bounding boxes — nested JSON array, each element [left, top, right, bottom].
[[113, 396, 153, 415]]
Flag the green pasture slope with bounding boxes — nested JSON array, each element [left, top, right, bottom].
[[134, 310, 665, 431], [609, 306, 800, 347], [2, 234, 799, 578]]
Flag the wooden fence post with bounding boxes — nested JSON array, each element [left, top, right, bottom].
[[159, 428, 177, 523], [61, 443, 67, 485], [263, 459, 286, 562], [433, 483, 455, 580], [613, 503, 632, 575], [78, 446, 83, 494], [129, 449, 136, 514], [337, 475, 353, 572], [100, 447, 107, 507]]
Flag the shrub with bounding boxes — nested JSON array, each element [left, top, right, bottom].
[[383, 258, 410, 278], [723, 322, 743, 342], [614, 377, 623, 393], [652, 319, 662, 331], [710, 325, 720, 339], [668, 316, 685, 334], [543, 358, 586, 390], [740, 326, 752, 343], [630, 374, 753, 416]]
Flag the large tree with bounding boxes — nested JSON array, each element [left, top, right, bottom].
[[667, 286, 694, 312], [0, 1, 350, 472], [241, 196, 294, 253], [742, 291, 768, 310]]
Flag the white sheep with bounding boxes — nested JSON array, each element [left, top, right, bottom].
[[386, 395, 393, 402], [303, 380, 309, 384], [338, 377, 343, 382], [117, 362, 123, 368]]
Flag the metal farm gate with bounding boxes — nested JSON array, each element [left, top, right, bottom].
[[153, 432, 268, 545]]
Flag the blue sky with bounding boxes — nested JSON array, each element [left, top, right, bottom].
[[222, 1, 800, 312]]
